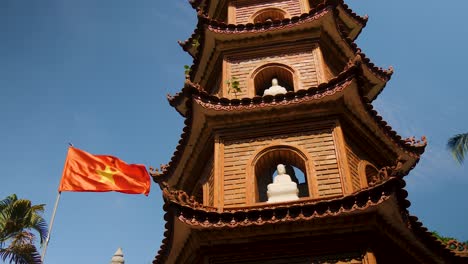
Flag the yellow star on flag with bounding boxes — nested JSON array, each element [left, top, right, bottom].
[[96, 166, 119, 185]]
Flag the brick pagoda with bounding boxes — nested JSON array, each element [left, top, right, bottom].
[[151, 0, 468, 263]]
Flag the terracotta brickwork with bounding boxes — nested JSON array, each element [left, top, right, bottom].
[[152, 0, 460, 262], [234, 0, 302, 24], [346, 144, 361, 191], [225, 46, 320, 98], [222, 124, 342, 207], [201, 157, 215, 206], [344, 135, 385, 192], [212, 257, 362, 263]]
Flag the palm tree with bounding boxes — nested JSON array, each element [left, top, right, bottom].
[[448, 133, 468, 164], [0, 194, 47, 264]]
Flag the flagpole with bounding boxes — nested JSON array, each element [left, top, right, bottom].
[[41, 191, 61, 263]]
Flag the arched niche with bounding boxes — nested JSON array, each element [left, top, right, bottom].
[[248, 144, 316, 203], [249, 8, 289, 24], [358, 161, 381, 188], [250, 63, 298, 96]]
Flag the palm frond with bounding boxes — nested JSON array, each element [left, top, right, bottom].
[[0, 243, 42, 264], [0, 195, 17, 213], [0, 194, 47, 263], [29, 205, 45, 214], [447, 133, 468, 164], [28, 215, 47, 245]]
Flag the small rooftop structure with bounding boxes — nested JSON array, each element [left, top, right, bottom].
[[110, 248, 124, 264]]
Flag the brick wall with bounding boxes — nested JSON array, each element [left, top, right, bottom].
[[234, 0, 302, 24], [346, 144, 361, 192], [199, 157, 215, 206], [222, 126, 342, 207], [226, 47, 320, 98]]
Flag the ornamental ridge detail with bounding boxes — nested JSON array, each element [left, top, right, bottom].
[[194, 79, 352, 112], [207, 7, 332, 34]]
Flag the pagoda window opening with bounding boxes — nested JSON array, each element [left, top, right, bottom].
[[365, 164, 381, 186], [251, 8, 289, 24], [359, 162, 381, 187], [253, 147, 310, 203], [253, 64, 295, 96]]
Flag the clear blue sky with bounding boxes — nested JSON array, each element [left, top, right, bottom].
[[1, 0, 467, 263]]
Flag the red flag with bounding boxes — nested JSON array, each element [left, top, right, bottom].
[[59, 147, 150, 195]]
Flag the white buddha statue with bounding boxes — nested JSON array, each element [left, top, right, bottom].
[[263, 78, 287, 96], [267, 164, 299, 203]]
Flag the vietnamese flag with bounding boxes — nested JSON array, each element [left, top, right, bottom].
[[59, 147, 150, 195]]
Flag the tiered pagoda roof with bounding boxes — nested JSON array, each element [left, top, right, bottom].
[[154, 176, 468, 263], [152, 0, 468, 263], [189, 0, 367, 37], [153, 64, 423, 187], [180, 1, 391, 102]]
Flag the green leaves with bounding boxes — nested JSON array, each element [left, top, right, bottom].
[[447, 133, 468, 164], [184, 65, 191, 76], [0, 194, 47, 264], [432, 231, 457, 243], [226, 77, 241, 96]]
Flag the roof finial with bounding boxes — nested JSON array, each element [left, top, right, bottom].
[[110, 248, 124, 264]]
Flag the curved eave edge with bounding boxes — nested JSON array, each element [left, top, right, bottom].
[[343, 41, 394, 89], [188, 6, 334, 77], [363, 101, 427, 156], [155, 67, 358, 186], [153, 177, 402, 263], [154, 177, 466, 263], [167, 80, 205, 117], [184, 9, 386, 89], [186, 0, 368, 27], [152, 178, 400, 263], [336, 3, 368, 40], [152, 202, 174, 264], [337, 1, 368, 27], [408, 215, 468, 261], [189, 67, 423, 156], [185, 1, 370, 76], [150, 101, 193, 185], [178, 11, 204, 59], [164, 65, 423, 182]]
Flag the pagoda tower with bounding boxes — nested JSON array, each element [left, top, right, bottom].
[[151, 0, 468, 263]]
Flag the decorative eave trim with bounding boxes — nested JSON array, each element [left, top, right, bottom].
[[203, 8, 330, 34], [408, 216, 468, 261], [362, 102, 427, 155], [187, 0, 368, 28], [336, 2, 368, 40], [166, 65, 423, 158], [152, 67, 358, 183], [150, 101, 193, 184], [181, 0, 368, 60], [180, 8, 387, 95], [156, 66, 424, 184], [181, 5, 334, 61], [343, 41, 394, 84], [336, 1, 368, 27], [152, 177, 400, 264], [445, 240, 468, 257], [154, 177, 467, 263], [167, 177, 401, 225], [193, 75, 353, 112], [153, 202, 174, 264]]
